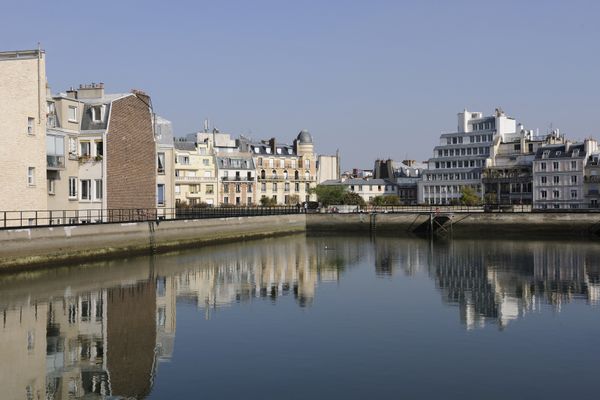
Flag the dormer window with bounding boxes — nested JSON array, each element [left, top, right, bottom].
[[555, 151, 561, 156], [276, 148, 282, 154], [542, 151, 550, 159], [265, 148, 271, 154], [573, 149, 580, 157], [91, 105, 103, 122], [254, 147, 260, 154]]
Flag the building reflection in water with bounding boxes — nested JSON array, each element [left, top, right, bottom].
[[1, 235, 599, 398]]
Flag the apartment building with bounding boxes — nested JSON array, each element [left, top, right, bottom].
[[156, 116, 175, 211], [374, 159, 425, 204], [584, 153, 600, 208], [532, 139, 597, 209], [419, 108, 517, 204], [174, 139, 218, 206], [320, 178, 399, 203], [44, 83, 157, 220], [0, 49, 48, 211], [239, 130, 317, 205], [482, 128, 563, 205], [216, 153, 256, 206]]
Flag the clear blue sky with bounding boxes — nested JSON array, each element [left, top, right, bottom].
[[3, 0, 599, 168]]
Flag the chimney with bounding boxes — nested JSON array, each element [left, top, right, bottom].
[[77, 82, 104, 99], [269, 137, 276, 154], [66, 86, 78, 99], [402, 159, 416, 167]]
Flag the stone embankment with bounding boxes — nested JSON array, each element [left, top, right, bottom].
[[1, 212, 600, 269]]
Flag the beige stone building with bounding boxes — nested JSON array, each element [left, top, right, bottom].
[[174, 139, 219, 206], [0, 49, 48, 212], [239, 130, 317, 205]]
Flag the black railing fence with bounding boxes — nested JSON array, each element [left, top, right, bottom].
[[0, 206, 303, 230]]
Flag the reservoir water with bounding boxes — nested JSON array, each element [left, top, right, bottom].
[[1, 234, 599, 399]]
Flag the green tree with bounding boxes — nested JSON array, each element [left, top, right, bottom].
[[259, 196, 277, 206], [371, 195, 401, 206], [459, 186, 480, 206], [340, 192, 366, 206], [312, 185, 346, 206]]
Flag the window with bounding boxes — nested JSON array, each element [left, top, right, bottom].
[[27, 117, 34, 135], [304, 159, 310, 169], [541, 190, 547, 199], [295, 182, 300, 192], [571, 190, 577, 199], [69, 177, 77, 198], [68, 106, 77, 122], [91, 106, 102, 122], [553, 162, 559, 171], [258, 157, 263, 166], [157, 184, 165, 206], [571, 176, 578, 184], [236, 184, 241, 193], [541, 176, 547, 184], [553, 176, 560, 184], [273, 182, 278, 191], [553, 190, 560, 199], [203, 159, 209, 166], [80, 141, 91, 157], [248, 184, 253, 193], [206, 184, 214, 194], [223, 183, 229, 192], [68, 137, 77, 158], [157, 152, 165, 174], [47, 179, 55, 195], [248, 196, 252, 205], [95, 179, 103, 200], [285, 183, 290, 192], [571, 161, 577, 170], [540, 162, 546, 171], [27, 167, 35, 186], [95, 141, 103, 157], [175, 184, 181, 194], [279, 159, 285, 168], [261, 183, 266, 192], [81, 179, 91, 200], [223, 196, 229, 204]]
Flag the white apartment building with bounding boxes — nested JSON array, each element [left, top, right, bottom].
[[419, 108, 517, 204], [532, 139, 597, 209], [321, 178, 398, 203]]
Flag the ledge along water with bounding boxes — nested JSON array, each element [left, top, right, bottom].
[[2, 211, 600, 269]]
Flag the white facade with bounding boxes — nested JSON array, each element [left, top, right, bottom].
[[418, 109, 517, 204]]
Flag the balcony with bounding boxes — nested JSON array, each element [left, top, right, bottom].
[[221, 176, 254, 182], [585, 189, 600, 197], [584, 176, 600, 183], [258, 175, 315, 182], [175, 176, 215, 183], [47, 155, 65, 170]]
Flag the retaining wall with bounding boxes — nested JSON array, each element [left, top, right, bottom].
[[306, 212, 600, 238], [0, 214, 306, 269]]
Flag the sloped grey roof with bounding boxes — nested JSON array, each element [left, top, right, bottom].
[[174, 140, 196, 151], [297, 129, 313, 143], [534, 143, 585, 160], [80, 103, 110, 131], [216, 154, 255, 170], [321, 178, 396, 186]]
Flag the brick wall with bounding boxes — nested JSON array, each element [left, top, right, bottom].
[[106, 94, 156, 210]]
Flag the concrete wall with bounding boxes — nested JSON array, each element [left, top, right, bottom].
[[0, 214, 306, 269], [306, 212, 600, 238]]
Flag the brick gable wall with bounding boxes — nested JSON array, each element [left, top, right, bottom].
[[106, 94, 156, 211]]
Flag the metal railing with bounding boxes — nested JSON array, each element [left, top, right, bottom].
[[0, 206, 304, 230]]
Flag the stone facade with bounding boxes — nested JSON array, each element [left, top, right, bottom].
[[0, 49, 48, 213]]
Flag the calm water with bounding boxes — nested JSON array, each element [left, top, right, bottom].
[[1, 234, 599, 400]]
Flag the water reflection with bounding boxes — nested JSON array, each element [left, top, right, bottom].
[[0, 235, 599, 398]]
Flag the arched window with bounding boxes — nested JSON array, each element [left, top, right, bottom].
[[305, 171, 310, 180], [283, 170, 288, 180], [272, 169, 277, 179], [260, 170, 265, 179], [294, 170, 299, 180]]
